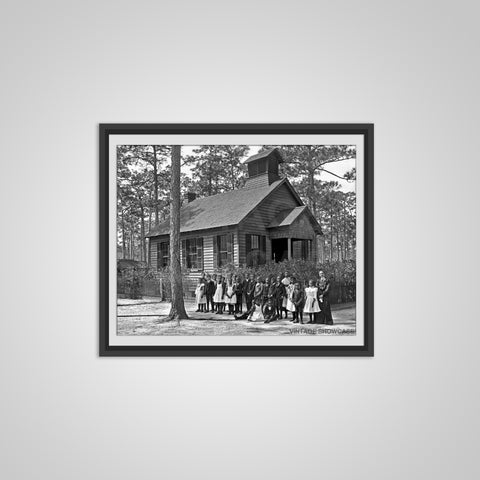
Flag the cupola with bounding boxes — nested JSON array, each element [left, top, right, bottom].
[[243, 148, 284, 189]]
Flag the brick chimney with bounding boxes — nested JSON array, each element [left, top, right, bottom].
[[243, 148, 284, 189]]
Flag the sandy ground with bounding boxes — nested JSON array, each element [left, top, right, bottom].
[[117, 297, 356, 336]]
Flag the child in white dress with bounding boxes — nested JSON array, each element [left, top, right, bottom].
[[281, 273, 291, 318], [249, 300, 264, 322], [195, 278, 206, 312], [224, 277, 237, 315], [286, 280, 295, 314], [213, 275, 225, 314], [303, 280, 320, 324]]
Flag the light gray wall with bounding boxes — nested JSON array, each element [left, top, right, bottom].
[[1, 1, 479, 479]]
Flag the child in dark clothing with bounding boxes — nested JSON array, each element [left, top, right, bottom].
[[263, 277, 270, 305], [211, 274, 218, 312], [272, 275, 286, 319], [291, 282, 305, 323], [234, 275, 243, 314], [205, 274, 215, 313], [263, 296, 280, 324]]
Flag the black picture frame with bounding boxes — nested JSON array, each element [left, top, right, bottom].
[[100, 123, 374, 356]]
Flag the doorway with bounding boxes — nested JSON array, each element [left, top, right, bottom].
[[271, 238, 288, 262]]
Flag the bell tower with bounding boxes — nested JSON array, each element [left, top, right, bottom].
[[243, 148, 284, 189]]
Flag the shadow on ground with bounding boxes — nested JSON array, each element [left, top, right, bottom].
[[117, 298, 356, 336]]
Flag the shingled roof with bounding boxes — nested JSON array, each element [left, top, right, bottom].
[[146, 178, 290, 237], [267, 206, 308, 228], [267, 206, 322, 233], [244, 147, 284, 164]]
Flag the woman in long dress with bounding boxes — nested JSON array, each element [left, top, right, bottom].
[[303, 280, 320, 324], [318, 271, 333, 325], [313, 274, 327, 324]]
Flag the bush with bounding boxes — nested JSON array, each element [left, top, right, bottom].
[[117, 259, 356, 301], [118, 266, 143, 299], [215, 259, 356, 285]]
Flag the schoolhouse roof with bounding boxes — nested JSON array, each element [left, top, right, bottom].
[[267, 206, 322, 233], [267, 206, 308, 228], [243, 147, 284, 164], [146, 178, 298, 237]]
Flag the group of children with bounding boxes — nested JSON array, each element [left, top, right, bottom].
[[194, 271, 333, 325]]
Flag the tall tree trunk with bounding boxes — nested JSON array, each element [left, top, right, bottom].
[[140, 202, 146, 262], [308, 170, 316, 216], [329, 211, 333, 261], [168, 145, 188, 321], [121, 210, 126, 259], [306, 147, 317, 216], [153, 146, 160, 226], [337, 231, 341, 261]]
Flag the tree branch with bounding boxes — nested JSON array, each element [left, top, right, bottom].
[[321, 168, 354, 181]]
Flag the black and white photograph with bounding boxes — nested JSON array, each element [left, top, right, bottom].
[[4, 1, 480, 479], [100, 124, 373, 355]]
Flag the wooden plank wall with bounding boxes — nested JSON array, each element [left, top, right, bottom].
[[233, 231, 239, 266], [149, 230, 235, 273], [203, 234, 214, 272], [244, 172, 278, 189], [148, 183, 320, 270], [238, 183, 301, 264], [148, 234, 169, 268]]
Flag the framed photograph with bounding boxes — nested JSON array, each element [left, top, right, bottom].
[[100, 124, 373, 356]]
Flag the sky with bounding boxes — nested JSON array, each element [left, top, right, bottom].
[[181, 145, 355, 193]]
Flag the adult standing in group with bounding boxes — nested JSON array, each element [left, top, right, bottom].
[[253, 276, 265, 306], [204, 274, 215, 313], [318, 270, 333, 325], [272, 275, 286, 319], [244, 274, 255, 311], [234, 275, 243, 314]]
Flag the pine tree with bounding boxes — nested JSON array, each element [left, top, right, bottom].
[[168, 145, 188, 321]]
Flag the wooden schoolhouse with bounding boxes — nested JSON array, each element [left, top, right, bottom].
[[146, 148, 322, 276]]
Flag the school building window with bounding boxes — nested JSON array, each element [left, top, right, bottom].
[[246, 234, 266, 266], [181, 237, 204, 270], [157, 241, 169, 269], [214, 233, 234, 267]]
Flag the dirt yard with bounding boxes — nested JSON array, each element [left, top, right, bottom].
[[117, 297, 356, 336]]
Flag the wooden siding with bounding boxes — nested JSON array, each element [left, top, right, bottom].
[[269, 214, 317, 240], [238, 183, 301, 264], [244, 172, 280, 190], [203, 234, 214, 272], [149, 228, 237, 274], [148, 182, 319, 269], [292, 241, 302, 258], [233, 231, 239, 266], [149, 234, 169, 269]]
